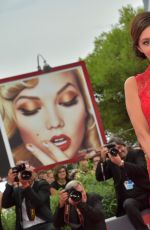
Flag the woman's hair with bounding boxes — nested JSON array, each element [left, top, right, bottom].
[[53, 165, 69, 181], [131, 11, 150, 59], [0, 68, 100, 165]]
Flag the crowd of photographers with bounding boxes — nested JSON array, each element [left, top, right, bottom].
[[0, 161, 107, 230], [0, 136, 150, 230]]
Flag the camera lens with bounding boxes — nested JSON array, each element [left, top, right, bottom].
[[21, 170, 32, 180], [69, 190, 82, 202], [110, 148, 118, 156]]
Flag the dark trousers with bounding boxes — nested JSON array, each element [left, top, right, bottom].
[[24, 222, 55, 230], [123, 198, 149, 230]]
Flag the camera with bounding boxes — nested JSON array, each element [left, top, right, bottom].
[[105, 143, 119, 157], [20, 170, 32, 180], [66, 188, 82, 202], [12, 163, 32, 181], [12, 163, 26, 173]]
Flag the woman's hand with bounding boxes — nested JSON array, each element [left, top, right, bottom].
[[26, 141, 69, 165]]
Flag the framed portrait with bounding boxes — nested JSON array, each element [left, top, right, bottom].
[[0, 61, 106, 171]]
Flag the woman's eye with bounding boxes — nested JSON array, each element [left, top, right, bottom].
[[18, 108, 41, 116], [59, 95, 78, 107], [143, 40, 150, 45]]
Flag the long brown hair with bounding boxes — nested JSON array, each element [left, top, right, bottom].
[[131, 11, 150, 59]]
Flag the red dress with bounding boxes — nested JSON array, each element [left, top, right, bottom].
[[135, 65, 150, 178]]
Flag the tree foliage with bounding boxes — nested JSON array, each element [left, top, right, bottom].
[[84, 5, 148, 143]]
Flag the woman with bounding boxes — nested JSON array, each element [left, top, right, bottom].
[[0, 68, 100, 167], [50, 165, 69, 195], [124, 12, 150, 177]]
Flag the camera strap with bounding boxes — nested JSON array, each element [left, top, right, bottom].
[[64, 203, 84, 227], [100, 162, 106, 180], [76, 207, 84, 226]]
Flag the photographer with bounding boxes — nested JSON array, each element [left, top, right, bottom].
[[53, 180, 107, 230], [2, 162, 53, 230], [96, 137, 150, 230]]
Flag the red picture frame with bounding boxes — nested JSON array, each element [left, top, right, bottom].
[[0, 61, 106, 171]]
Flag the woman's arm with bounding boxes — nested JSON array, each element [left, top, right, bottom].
[[124, 76, 150, 160]]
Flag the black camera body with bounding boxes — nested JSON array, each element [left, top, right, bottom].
[[105, 143, 119, 157], [12, 163, 26, 173], [12, 163, 32, 181], [66, 188, 82, 202]]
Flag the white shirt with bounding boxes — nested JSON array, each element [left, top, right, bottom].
[[22, 198, 45, 229]]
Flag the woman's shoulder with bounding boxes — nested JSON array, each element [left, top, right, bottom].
[[124, 76, 135, 84], [124, 76, 137, 90], [127, 66, 150, 85], [124, 76, 140, 98], [125, 67, 150, 93]]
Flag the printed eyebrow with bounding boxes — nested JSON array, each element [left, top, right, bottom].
[[14, 96, 40, 104], [57, 83, 77, 95]]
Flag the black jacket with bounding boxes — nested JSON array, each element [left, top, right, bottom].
[[53, 192, 107, 230], [0, 215, 3, 230], [2, 179, 53, 230], [96, 149, 150, 216]]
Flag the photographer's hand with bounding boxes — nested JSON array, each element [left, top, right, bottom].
[[7, 169, 17, 185], [81, 191, 87, 203], [59, 190, 69, 208], [108, 153, 123, 166], [100, 146, 109, 161]]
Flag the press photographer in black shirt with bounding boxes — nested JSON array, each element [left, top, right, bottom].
[[53, 180, 107, 230], [2, 162, 53, 230], [96, 137, 150, 230]]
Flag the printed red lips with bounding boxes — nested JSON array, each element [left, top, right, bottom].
[[50, 134, 71, 151]]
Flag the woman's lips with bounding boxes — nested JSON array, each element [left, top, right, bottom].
[[50, 134, 71, 151]]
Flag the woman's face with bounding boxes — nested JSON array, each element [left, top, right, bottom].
[[57, 167, 67, 180], [138, 25, 150, 59], [13, 71, 87, 160]]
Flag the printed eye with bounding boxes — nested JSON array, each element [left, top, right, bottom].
[[18, 108, 41, 116], [15, 100, 41, 116], [59, 95, 78, 107]]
